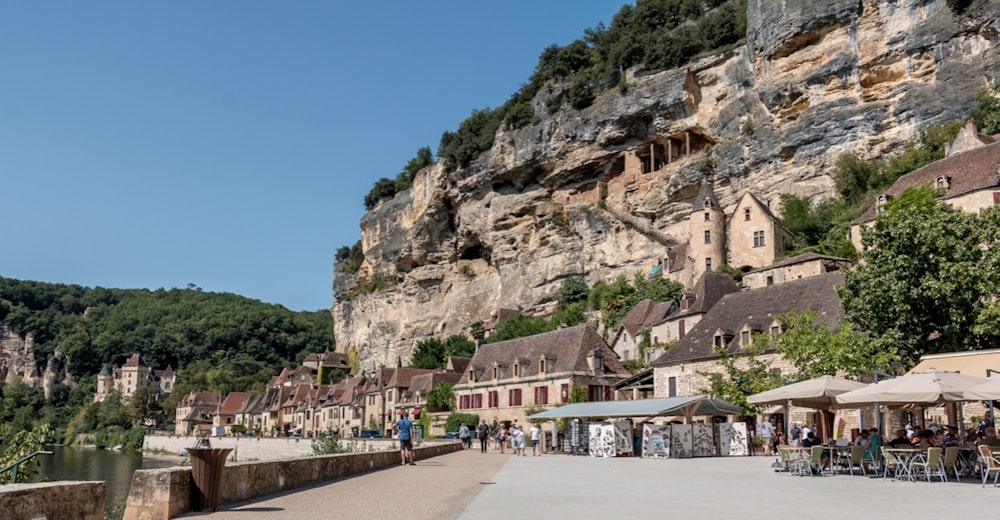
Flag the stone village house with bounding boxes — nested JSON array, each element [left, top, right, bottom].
[[95, 353, 175, 403], [850, 121, 1000, 250], [453, 324, 629, 426], [650, 272, 845, 428]]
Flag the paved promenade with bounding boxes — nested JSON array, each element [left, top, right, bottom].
[[183, 450, 994, 519]]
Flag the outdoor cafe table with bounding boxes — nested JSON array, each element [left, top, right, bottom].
[[883, 448, 922, 480], [824, 446, 853, 474]]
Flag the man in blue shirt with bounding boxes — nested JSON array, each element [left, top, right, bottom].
[[397, 411, 415, 465]]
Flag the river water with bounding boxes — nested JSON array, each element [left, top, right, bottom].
[[35, 446, 182, 511]]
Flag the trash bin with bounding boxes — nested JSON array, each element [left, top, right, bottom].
[[188, 447, 233, 511]]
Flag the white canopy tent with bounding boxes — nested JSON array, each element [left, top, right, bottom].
[[526, 395, 742, 421]]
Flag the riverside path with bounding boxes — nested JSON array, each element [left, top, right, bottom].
[[181, 449, 991, 519]]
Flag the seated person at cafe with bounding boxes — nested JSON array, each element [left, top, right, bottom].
[[910, 426, 924, 446], [802, 432, 830, 471], [888, 429, 912, 447], [917, 429, 937, 449], [853, 429, 871, 449], [941, 425, 961, 447], [980, 427, 1000, 448]]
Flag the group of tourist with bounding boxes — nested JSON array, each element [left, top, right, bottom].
[[456, 420, 542, 456]]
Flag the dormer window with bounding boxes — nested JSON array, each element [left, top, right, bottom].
[[492, 366, 499, 380], [539, 357, 546, 374], [704, 197, 712, 208], [593, 349, 604, 372], [876, 194, 889, 214], [468, 368, 475, 383], [740, 329, 751, 346], [935, 176, 950, 189], [713, 333, 724, 348], [513, 362, 520, 378]]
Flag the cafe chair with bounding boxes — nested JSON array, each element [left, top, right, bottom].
[[977, 445, 1000, 487], [909, 447, 946, 483], [942, 447, 961, 482], [844, 445, 866, 476], [807, 445, 826, 477]]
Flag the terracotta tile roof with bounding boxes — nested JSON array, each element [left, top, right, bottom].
[[652, 272, 845, 367], [856, 140, 1000, 223], [218, 392, 250, 416], [467, 325, 628, 379], [270, 368, 290, 387]]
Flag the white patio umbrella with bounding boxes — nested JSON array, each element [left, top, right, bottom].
[[962, 379, 1000, 401], [747, 375, 868, 410], [835, 369, 987, 407]]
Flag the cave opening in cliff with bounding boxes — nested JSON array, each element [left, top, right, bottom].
[[459, 238, 490, 264]]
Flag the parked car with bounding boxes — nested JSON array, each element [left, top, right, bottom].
[[359, 429, 383, 439]]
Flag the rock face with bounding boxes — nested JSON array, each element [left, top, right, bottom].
[[334, 0, 1000, 373]]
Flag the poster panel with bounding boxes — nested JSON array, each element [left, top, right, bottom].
[[670, 423, 693, 458], [717, 422, 748, 456], [641, 424, 671, 458], [588, 423, 616, 458], [612, 420, 633, 455], [691, 423, 715, 457]]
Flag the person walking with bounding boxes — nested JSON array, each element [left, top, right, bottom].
[[497, 424, 508, 454], [477, 420, 490, 454], [760, 418, 774, 456], [789, 422, 802, 447], [530, 423, 541, 456], [397, 411, 415, 466], [459, 422, 471, 449]]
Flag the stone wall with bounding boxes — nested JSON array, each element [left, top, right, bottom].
[[143, 433, 401, 462], [123, 441, 461, 520], [0, 481, 105, 520]]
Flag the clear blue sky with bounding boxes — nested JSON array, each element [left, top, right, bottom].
[[1, 2, 622, 311]]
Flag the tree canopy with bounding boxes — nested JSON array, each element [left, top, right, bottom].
[[838, 186, 1000, 366]]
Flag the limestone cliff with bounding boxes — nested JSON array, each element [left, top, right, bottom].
[[334, 0, 1000, 373]]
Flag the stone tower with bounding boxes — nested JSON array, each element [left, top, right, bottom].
[[688, 180, 726, 280], [95, 365, 113, 402]]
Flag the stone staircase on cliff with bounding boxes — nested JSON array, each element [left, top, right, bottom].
[[602, 203, 679, 248]]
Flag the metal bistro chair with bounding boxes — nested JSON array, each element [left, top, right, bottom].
[[806, 445, 826, 477], [977, 445, 1000, 487], [844, 445, 867, 476], [942, 447, 961, 482], [777, 446, 798, 474], [909, 447, 946, 483]]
